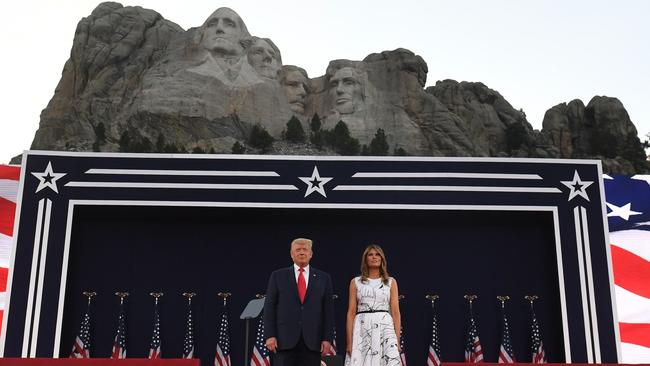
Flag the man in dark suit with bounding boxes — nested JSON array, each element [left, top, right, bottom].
[[264, 238, 335, 366]]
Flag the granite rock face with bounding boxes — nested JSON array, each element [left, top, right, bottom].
[[427, 80, 534, 157], [26, 2, 648, 173], [540, 96, 647, 174], [33, 2, 183, 152]]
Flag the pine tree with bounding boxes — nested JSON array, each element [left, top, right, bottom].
[[394, 147, 408, 156], [285, 116, 306, 143], [119, 131, 131, 152], [369, 128, 389, 156], [93, 123, 106, 152], [156, 134, 166, 152], [326, 121, 360, 155], [249, 125, 274, 152], [310, 113, 322, 132], [232, 141, 246, 154]]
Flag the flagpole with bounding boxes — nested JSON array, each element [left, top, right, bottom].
[[183, 292, 196, 359], [216, 292, 232, 366], [111, 292, 129, 359], [148, 292, 164, 359], [425, 294, 440, 366]]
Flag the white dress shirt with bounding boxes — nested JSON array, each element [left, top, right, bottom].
[[293, 263, 310, 287]]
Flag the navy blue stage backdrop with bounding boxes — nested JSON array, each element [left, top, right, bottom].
[[0, 152, 619, 365]]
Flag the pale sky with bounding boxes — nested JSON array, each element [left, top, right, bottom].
[[1, 0, 648, 163]]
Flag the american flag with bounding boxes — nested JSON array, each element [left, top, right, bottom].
[[498, 302, 516, 363], [464, 306, 483, 363], [399, 325, 407, 366], [214, 303, 232, 366], [605, 174, 650, 362], [0, 164, 19, 331], [529, 303, 546, 363], [110, 300, 127, 359], [183, 299, 195, 359], [148, 301, 162, 359], [426, 302, 441, 366], [250, 316, 270, 366], [70, 303, 92, 358]]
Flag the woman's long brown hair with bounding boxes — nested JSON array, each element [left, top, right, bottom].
[[360, 244, 390, 285]]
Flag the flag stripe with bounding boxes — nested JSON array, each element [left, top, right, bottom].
[[215, 352, 227, 366], [427, 351, 440, 366], [621, 342, 650, 361], [611, 244, 650, 298], [615, 286, 650, 323], [0, 179, 19, 203], [0, 197, 16, 237], [620, 322, 650, 349], [0, 233, 14, 267], [0, 267, 7, 292], [251, 349, 264, 366], [0, 166, 20, 181], [610, 230, 650, 262]]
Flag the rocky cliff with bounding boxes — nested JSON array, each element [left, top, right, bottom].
[[25, 2, 648, 174]]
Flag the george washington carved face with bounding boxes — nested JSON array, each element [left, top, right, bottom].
[[200, 7, 250, 58]]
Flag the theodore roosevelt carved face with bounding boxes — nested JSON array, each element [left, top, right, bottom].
[[281, 66, 309, 114]]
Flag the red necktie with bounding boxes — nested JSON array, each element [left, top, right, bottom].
[[297, 268, 306, 303]]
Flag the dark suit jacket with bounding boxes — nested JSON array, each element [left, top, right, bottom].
[[263, 265, 334, 351]]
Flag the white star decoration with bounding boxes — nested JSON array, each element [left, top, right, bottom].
[[561, 170, 593, 201], [299, 166, 332, 198], [606, 202, 642, 221], [31, 161, 66, 194]]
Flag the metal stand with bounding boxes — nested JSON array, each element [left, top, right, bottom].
[[240, 297, 266, 366]]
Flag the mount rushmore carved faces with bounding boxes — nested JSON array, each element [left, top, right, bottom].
[[328, 66, 365, 115], [280, 66, 309, 114], [248, 37, 282, 79]]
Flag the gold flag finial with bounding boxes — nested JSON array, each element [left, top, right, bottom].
[[115, 292, 129, 305], [150, 292, 164, 305], [82, 291, 97, 306], [497, 295, 510, 308], [218, 292, 232, 306], [183, 292, 196, 305]]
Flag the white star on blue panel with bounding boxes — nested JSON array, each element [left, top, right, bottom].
[[561, 170, 593, 202], [299, 166, 333, 198], [31, 161, 66, 194]]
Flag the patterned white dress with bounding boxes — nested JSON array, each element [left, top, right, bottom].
[[345, 277, 401, 366]]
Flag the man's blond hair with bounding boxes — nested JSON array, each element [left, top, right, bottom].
[[291, 238, 313, 251]]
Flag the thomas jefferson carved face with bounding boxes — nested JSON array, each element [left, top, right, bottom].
[[248, 38, 280, 79], [328, 67, 363, 115], [281, 68, 309, 114], [200, 8, 249, 57]]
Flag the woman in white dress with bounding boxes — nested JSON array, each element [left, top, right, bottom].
[[345, 244, 402, 366]]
